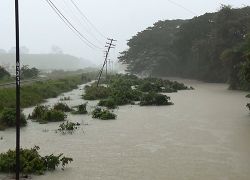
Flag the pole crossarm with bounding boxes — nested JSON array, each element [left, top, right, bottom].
[[96, 38, 116, 86]]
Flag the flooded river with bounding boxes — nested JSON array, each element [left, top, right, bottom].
[[0, 80, 250, 180]]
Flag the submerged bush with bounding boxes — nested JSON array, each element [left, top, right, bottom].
[[247, 103, 250, 111], [92, 107, 116, 120], [72, 103, 88, 114], [30, 105, 66, 123], [0, 146, 73, 175], [53, 103, 71, 112], [29, 105, 49, 120], [140, 93, 173, 106], [98, 98, 117, 109], [83, 85, 110, 100], [58, 121, 80, 133], [42, 110, 67, 122], [246, 94, 250, 98], [0, 108, 27, 130]]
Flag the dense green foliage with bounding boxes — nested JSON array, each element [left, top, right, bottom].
[[0, 108, 27, 130], [119, 6, 250, 90], [98, 98, 117, 109], [140, 93, 173, 106], [92, 107, 117, 120], [53, 103, 72, 112], [84, 74, 187, 108], [0, 146, 73, 175], [83, 85, 110, 100], [21, 65, 39, 79], [29, 105, 67, 123]]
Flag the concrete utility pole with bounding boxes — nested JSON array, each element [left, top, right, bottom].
[[96, 38, 116, 87], [15, 0, 21, 179]]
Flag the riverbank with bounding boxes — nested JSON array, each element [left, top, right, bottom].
[[0, 74, 94, 130]]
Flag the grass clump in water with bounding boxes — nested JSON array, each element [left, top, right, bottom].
[[247, 103, 250, 111], [92, 107, 116, 120], [0, 146, 73, 175]]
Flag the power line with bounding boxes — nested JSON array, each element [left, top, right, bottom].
[[45, 0, 102, 50], [166, 0, 197, 16], [69, 0, 107, 39], [61, 0, 104, 46]]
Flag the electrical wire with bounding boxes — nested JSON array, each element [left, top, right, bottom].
[[166, 0, 197, 16], [45, 0, 103, 50], [61, 0, 104, 45], [69, 0, 107, 39]]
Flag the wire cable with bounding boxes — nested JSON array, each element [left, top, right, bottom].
[[61, 0, 104, 45], [166, 0, 197, 16], [45, 0, 103, 50], [69, 0, 107, 39]]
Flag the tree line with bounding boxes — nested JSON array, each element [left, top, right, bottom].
[[119, 5, 250, 91]]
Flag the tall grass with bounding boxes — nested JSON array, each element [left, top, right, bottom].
[[0, 75, 92, 112]]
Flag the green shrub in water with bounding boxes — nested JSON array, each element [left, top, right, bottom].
[[98, 98, 117, 109], [247, 103, 250, 111], [30, 105, 66, 123], [83, 85, 110, 100], [72, 103, 88, 114], [58, 121, 80, 133], [0, 108, 27, 130], [140, 93, 173, 106], [92, 107, 116, 120], [53, 102, 72, 112], [43, 110, 67, 122], [0, 146, 73, 175]]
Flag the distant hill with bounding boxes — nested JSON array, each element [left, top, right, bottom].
[[0, 53, 96, 72]]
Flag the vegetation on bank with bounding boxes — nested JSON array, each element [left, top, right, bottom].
[[0, 74, 92, 113], [0, 146, 73, 175], [92, 107, 117, 120], [119, 5, 250, 91], [0, 108, 27, 130], [0, 66, 11, 81]]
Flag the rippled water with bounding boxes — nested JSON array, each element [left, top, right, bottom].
[[0, 80, 250, 180]]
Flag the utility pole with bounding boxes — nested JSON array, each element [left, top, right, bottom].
[[96, 38, 116, 87], [15, 0, 21, 179]]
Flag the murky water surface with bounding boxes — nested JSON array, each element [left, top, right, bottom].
[[0, 80, 250, 180]]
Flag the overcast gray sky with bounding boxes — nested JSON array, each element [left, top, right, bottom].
[[0, 0, 249, 64]]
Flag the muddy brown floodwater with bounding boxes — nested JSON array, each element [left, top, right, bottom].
[[0, 79, 250, 180]]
